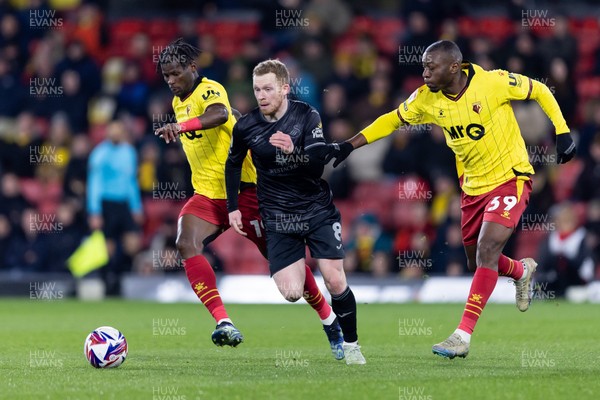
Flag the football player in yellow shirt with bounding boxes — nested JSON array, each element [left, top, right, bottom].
[[314, 40, 576, 359], [154, 39, 342, 354]]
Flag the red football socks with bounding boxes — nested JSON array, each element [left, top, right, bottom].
[[497, 254, 524, 280], [458, 267, 498, 334], [302, 265, 333, 321], [183, 254, 229, 323]]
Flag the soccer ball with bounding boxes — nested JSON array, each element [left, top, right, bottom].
[[84, 326, 128, 368]]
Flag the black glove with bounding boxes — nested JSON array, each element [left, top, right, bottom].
[[305, 142, 354, 167], [556, 133, 576, 164]]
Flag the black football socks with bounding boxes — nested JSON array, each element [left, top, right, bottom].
[[331, 286, 358, 343]]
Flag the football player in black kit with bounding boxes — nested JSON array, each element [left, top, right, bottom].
[[225, 59, 366, 365]]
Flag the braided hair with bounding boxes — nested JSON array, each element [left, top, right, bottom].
[[156, 38, 200, 73]]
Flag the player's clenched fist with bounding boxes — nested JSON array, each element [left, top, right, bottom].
[[556, 132, 576, 164], [155, 123, 182, 144], [305, 142, 354, 167], [269, 131, 294, 154]]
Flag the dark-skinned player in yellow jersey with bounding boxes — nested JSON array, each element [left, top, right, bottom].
[[313, 40, 576, 359], [154, 39, 344, 357]]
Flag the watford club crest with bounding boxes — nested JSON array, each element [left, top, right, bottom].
[[186, 104, 192, 117], [472, 102, 482, 114], [194, 282, 207, 294], [469, 293, 483, 304]]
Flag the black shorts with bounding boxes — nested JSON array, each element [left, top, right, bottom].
[[101, 200, 140, 240], [265, 208, 344, 275]]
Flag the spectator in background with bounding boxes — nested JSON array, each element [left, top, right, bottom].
[[538, 16, 577, 72], [0, 12, 26, 70], [4, 208, 51, 272], [404, 125, 455, 185], [572, 133, 600, 202], [117, 61, 149, 117], [351, 73, 395, 129], [306, 0, 351, 37], [431, 194, 466, 276], [584, 200, 600, 279], [0, 214, 11, 269], [228, 90, 253, 116], [127, 33, 158, 87], [502, 31, 542, 78], [0, 55, 26, 116], [196, 34, 228, 84], [523, 164, 555, 216], [468, 36, 495, 70], [63, 134, 91, 200], [320, 83, 349, 132], [257, 0, 305, 53], [329, 52, 364, 100], [297, 37, 333, 87], [177, 15, 199, 49], [547, 57, 577, 126], [0, 172, 32, 231], [351, 35, 378, 81], [325, 118, 355, 199], [578, 100, 600, 160], [395, 11, 437, 86], [156, 145, 193, 198], [138, 139, 160, 198], [393, 200, 435, 279], [225, 61, 254, 104], [68, 3, 108, 61], [2, 112, 43, 178], [537, 202, 595, 297], [439, 19, 471, 60], [87, 120, 143, 295], [344, 213, 393, 277], [17, 0, 51, 42], [24, 38, 59, 121], [38, 113, 72, 178], [285, 57, 320, 108], [56, 69, 89, 132], [428, 172, 459, 227], [512, 93, 551, 145], [47, 200, 87, 272], [55, 40, 101, 101], [381, 128, 418, 177]]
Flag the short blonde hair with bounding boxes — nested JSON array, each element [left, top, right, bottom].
[[253, 59, 289, 86]]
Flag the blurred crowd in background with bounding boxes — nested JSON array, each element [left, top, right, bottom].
[[1, 0, 599, 296]]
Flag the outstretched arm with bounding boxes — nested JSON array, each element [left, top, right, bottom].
[[155, 103, 230, 143], [306, 109, 404, 167]]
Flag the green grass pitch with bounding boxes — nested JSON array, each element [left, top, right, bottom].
[[1, 299, 599, 399]]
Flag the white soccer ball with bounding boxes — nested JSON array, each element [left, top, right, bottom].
[[84, 326, 128, 368]]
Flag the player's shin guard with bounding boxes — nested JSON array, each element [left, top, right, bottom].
[[332, 286, 358, 343], [183, 254, 229, 323], [497, 254, 524, 280], [303, 265, 334, 321], [458, 267, 498, 334]]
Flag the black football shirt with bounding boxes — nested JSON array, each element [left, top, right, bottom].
[[226, 100, 334, 228]]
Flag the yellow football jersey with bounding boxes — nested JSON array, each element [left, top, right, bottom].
[[362, 63, 569, 196], [172, 77, 256, 199]]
